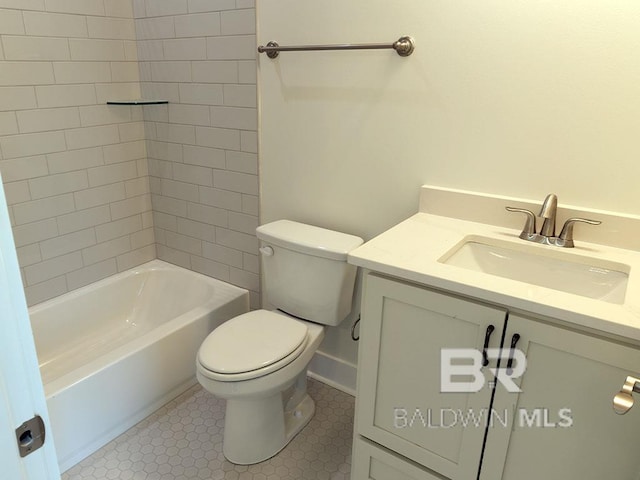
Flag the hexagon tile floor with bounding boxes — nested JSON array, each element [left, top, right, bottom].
[[62, 378, 354, 480]]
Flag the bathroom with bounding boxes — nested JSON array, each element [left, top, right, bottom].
[[1, 0, 640, 479]]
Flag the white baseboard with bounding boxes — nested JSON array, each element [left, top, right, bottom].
[[308, 350, 357, 396]]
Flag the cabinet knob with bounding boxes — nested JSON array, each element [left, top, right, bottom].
[[613, 376, 640, 415]]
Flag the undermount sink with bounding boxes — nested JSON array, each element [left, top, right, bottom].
[[440, 236, 630, 304]]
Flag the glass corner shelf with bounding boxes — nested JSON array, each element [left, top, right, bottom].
[[106, 100, 169, 105]]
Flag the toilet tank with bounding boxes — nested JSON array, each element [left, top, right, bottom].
[[256, 220, 364, 326]]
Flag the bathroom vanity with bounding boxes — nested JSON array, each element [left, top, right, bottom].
[[347, 186, 640, 480]]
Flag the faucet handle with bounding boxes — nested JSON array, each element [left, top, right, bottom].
[[505, 207, 538, 240], [556, 217, 602, 248]]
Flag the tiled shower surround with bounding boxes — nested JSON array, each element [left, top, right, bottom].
[[0, 0, 150, 306], [0, 0, 259, 307], [136, 0, 260, 309]]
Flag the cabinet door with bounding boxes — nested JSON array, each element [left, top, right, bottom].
[[356, 274, 507, 480], [482, 313, 640, 480]]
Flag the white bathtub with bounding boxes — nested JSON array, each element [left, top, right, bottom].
[[29, 260, 249, 472]]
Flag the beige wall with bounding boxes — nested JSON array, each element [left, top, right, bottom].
[[0, 0, 153, 306], [258, 1, 640, 365]]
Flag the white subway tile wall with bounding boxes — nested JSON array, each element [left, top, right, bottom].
[[137, 0, 259, 308], [0, 2, 153, 305], [0, 0, 258, 308]]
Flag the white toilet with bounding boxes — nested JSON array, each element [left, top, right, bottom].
[[196, 220, 363, 465]]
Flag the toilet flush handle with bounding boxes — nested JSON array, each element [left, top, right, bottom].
[[259, 246, 274, 257]]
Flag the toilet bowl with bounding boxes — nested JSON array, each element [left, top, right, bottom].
[[196, 220, 363, 465], [197, 309, 325, 464]]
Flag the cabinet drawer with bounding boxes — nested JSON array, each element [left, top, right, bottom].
[[352, 436, 449, 480]]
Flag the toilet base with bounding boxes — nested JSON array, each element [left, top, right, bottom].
[[284, 393, 315, 448], [222, 377, 316, 465]]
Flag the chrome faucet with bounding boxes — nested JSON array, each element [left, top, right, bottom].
[[506, 194, 601, 248]]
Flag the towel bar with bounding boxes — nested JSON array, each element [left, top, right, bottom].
[[258, 36, 415, 59]]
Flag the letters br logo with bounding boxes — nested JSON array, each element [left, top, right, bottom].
[[440, 348, 527, 393]]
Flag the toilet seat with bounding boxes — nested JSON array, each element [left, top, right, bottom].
[[198, 310, 309, 382]]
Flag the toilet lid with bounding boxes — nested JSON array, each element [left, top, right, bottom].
[[198, 310, 308, 375]]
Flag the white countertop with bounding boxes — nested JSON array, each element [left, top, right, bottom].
[[348, 211, 640, 343]]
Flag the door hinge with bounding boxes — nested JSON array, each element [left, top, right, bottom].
[[15, 415, 45, 457]]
